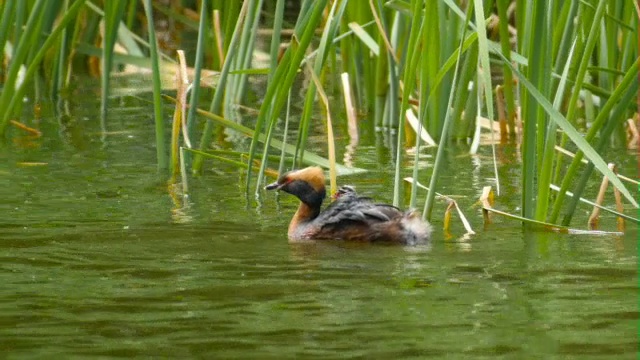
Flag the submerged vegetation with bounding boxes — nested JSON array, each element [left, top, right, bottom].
[[1, 0, 638, 231]]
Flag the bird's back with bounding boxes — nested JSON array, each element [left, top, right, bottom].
[[305, 189, 431, 244]]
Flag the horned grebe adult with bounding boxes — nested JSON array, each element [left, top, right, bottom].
[[265, 167, 431, 245]]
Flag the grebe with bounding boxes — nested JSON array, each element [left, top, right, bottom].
[[265, 167, 431, 245]]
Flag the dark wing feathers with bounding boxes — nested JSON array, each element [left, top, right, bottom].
[[361, 208, 392, 221], [316, 195, 403, 227]]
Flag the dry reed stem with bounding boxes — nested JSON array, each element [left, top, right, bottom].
[[341, 72, 359, 168], [626, 115, 638, 148], [554, 145, 639, 185], [444, 202, 453, 236], [305, 62, 337, 195], [170, 50, 189, 182], [445, 199, 475, 235], [10, 120, 41, 136], [588, 163, 621, 230], [16, 162, 48, 166], [368, 0, 399, 64], [177, 50, 191, 146], [405, 109, 436, 146], [403, 177, 473, 235], [180, 147, 188, 195], [611, 165, 625, 232], [495, 85, 508, 141], [213, 10, 224, 65], [341, 72, 359, 143], [480, 186, 494, 225]]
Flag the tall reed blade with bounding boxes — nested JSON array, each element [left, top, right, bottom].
[[561, 77, 639, 225], [398, 0, 424, 209], [0, 0, 17, 83], [534, 40, 576, 222], [496, 0, 516, 134], [494, 52, 639, 210], [548, 0, 621, 223], [521, 1, 547, 220], [192, 0, 250, 174], [142, 0, 168, 171], [0, 0, 87, 135], [423, 2, 472, 220], [0, 0, 46, 135], [472, 0, 499, 198], [245, 0, 329, 193], [185, 0, 209, 139], [296, 0, 347, 167], [101, 0, 127, 130]]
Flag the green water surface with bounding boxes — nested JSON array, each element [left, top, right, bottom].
[[0, 77, 637, 359]]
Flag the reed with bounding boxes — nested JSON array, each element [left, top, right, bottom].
[[101, 1, 127, 128], [142, 0, 168, 171], [244, 0, 329, 192], [0, 0, 47, 135], [423, 2, 472, 220], [184, 0, 209, 140], [0, 0, 87, 134], [495, 0, 516, 134], [296, 0, 347, 168], [400, 0, 423, 209], [192, 0, 250, 174], [0, 0, 637, 228]]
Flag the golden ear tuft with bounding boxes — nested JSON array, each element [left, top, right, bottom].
[[289, 166, 325, 192]]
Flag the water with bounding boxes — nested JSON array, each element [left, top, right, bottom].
[[1, 77, 637, 358]]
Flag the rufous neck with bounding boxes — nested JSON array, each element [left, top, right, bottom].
[[288, 202, 321, 237]]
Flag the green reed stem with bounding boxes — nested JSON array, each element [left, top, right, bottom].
[[401, 0, 424, 209], [471, 0, 499, 198], [268, 0, 285, 82], [231, 0, 263, 108], [167, 96, 364, 175], [296, 0, 346, 167], [548, 0, 610, 222], [192, 0, 249, 174], [550, 57, 640, 223], [51, 0, 70, 101], [535, 40, 576, 222], [125, 0, 137, 29], [13, 0, 26, 58], [101, 0, 127, 129], [277, 89, 293, 176], [419, 1, 442, 140], [280, 0, 341, 173], [522, 2, 547, 220], [370, 0, 400, 206], [561, 78, 638, 225], [185, 0, 208, 139], [1, 0, 86, 132], [496, 0, 515, 134], [141, 0, 168, 171], [246, 0, 328, 193], [0, 0, 45, 135], [0, 0, 15, 72], [423, 2, 471, 221], [494, 52, 638, 210]]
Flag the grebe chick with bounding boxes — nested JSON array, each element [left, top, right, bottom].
[[332, 185, 358, 200], [265, 167, 431, 245]]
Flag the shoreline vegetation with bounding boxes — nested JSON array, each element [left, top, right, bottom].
[[1, 0, 638, 234]]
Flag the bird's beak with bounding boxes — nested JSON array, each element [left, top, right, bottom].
[[265, 181, 282, 191]]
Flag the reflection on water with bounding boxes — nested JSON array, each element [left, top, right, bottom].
[[1, 78, 637, 358]]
